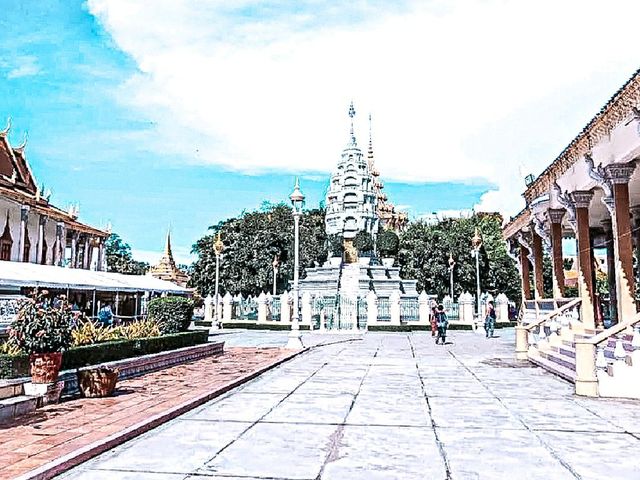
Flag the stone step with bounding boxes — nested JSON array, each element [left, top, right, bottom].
[[0, 379, 23, 400], [528, 352, 576, 383], [537, 348, 576, 372], [0, 395, 37, 422]]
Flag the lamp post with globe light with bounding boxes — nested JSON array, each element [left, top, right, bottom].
[[286, 178, 305, 349], [448, 253, 455, 300], [471, 228, 482, 318], [272, 254, 279, 295], [213, 233, 224, 329]]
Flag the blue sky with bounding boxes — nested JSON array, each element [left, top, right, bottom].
[[1, 0, 639, 264]]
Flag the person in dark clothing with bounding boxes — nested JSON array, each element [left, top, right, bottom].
[[484, 300, 497, 338], [430, 304, 437, 337], [435, 304, 448, 345]]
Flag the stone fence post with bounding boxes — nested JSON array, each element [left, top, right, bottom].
[[222, 292, 233, 323], [390, 290, 401, 326], [418, 291, 430, 325], [367, 291, 377, 328], [301, 292, 312, 328], [257, 292, 267, 323], [204, 294, 213, 325], [496, 293, 509, 322], [281, 291, 291, 323], [459, 292, 474, 324]]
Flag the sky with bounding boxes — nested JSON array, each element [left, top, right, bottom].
[[0, 0, 639, 265]]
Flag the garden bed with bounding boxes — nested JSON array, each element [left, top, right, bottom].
[[0, 330, 209, 379]]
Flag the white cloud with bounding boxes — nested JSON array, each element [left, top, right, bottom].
[[5, 55, 41, 79], [87, 0, 640, 217]]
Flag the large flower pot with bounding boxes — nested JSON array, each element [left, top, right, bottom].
[[77, 367, 120, 398], [30, 352, 63, 384]]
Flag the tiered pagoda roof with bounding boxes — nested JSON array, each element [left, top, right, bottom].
[[149, 232, 190, 287]]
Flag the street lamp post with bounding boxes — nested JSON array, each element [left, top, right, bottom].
[[448, 253, 455, 300], [272, 254, 279, 296], [286, 178, 305, 349], [213, 233, 224, 329], [471, 228, 482, 318]]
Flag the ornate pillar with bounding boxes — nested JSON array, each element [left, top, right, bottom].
[[601, 219, 618, 324], [82, 236, 90, 269], [96, 239, 105, 271], [37, 215, 47, 264], [571, 191, 595, 329], [548, 209, 566, 298], [606, 163, 637, 321], [519, 243, 532, 300], [531, 229, 544, 299], [70, 231, 78, 268], [18, 206, 29, 262], [54, 222, 64, 266]]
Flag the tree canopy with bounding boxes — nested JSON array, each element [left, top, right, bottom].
[[189, 204, 328, 297], [398, 213, 519, 300], [105, 233, 150, 275]]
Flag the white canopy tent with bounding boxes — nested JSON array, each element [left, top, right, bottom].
[[0, 260, 190, 294]]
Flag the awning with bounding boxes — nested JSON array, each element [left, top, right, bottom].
[[0, 260, 190, 294]]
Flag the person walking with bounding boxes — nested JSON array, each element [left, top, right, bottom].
[[429, 302, 437, 337], [484, 300, 497, 338], [435, 304, 448, 345]]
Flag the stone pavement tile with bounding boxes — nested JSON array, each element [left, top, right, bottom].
[[422, 379, 493, 399], [429, 397, 524, 430], [346, 393, 429, 427], [501, 398, 623, 433], [75, 419, 250, 475], [57, 469, 186, 479], [322, 424, 445, 480], [182, 391, 288, 422], [574, 397, 640, 434], [482, 378, 575, 400], [238, 371, 310, 394], [293, 378, 362, 396], [536, 431, 640, 480], [438, 427, 576, 480], [263, 392, 355, 424], [200, 422, 336, 479]]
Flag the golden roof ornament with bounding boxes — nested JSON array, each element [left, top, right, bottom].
[[213, 232, 224, 256], [471, 227, 482, 249]]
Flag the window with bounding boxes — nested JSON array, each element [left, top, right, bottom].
[[0, 216, 12, 261]]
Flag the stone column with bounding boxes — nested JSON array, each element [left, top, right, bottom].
[[390, 290, 401, 326], [520, 244, 532, 300], [18, 206, 29, 262], [531, 229, 544, 299], [97, 239, 105, 271], [548, 209, 566, 298], [606, 163, 637, 321], [37, 215, 47, 265], [222, 292, 233, 323], [571, 191, 595, 329], [366, 290, 378, 328], [70, 231, 78, 268], [459, 292, 474, 324], [281, 291, 291, 323], [418, 291, 430, 325], [54, 222, 64, 266], [82, 236, 90, 269], [257, 292, 268, 323], [301, 292, 312, 327], [601, 219, 618, 324]]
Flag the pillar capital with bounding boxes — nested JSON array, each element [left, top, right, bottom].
[[39, 214, 48, 227], [547, 208, 565, 224], [605, 162, 636, 185], [570, 191, 594, 209]]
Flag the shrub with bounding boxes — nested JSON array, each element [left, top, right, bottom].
[[10, 293, 74, 354], [147, 296, 194, 334], [376, 230, 400, 257], [327, 234, 344, 256], [117, 319, 161, 339], [353, 231, 374, 254], [72, 320, 120, 347]]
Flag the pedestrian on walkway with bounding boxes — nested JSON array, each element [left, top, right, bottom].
[[430, 301, 437, 337], [435, 304, 448, 345], [484, 300, 496, 338]]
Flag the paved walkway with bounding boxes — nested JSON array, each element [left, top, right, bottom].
[[57, 330, 640, 480], [0, 347, 298, 480]]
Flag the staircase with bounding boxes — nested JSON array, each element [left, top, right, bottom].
[[520, 299, 640, 399]]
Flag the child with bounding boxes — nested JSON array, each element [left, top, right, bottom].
[[435, 304, 448, 345]]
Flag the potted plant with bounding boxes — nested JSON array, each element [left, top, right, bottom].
[[9, 292, 73, 384], [327, 234, 344, 266], [376, 230, 400, 267], [77, 366, 120, 398], [353, 231, 374, 265]]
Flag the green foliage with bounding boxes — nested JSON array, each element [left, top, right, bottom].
[[564, 285, 578, 297], [563, 258, 574, 271], [327, 234, 344, 256], [147, 297, 194, 334], [353, 231, 374, 254], [61, 331, 208, 369], [543, 254, 553, 298], [398, 213, 519, 300], [106, 233, 150, 275], [71, 319, 161, 346], [377, 230, 399, 257], [0, 353, 29, 379], [10, 293, 74, 354], [190, 204, 328, 296]]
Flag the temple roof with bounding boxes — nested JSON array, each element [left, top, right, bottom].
[[149, 231, 190, 287]]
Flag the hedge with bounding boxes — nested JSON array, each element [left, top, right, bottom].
[[0, 330, 208, 379], [147, 296, 194, 334]]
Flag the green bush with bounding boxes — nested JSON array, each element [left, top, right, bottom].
[[376, 230, 400, 257], [0, 353, 30, 379], [327, 234, 344, 256], [353, 231, 374, 254], [147, 296, 194, 334]]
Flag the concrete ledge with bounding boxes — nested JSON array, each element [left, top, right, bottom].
[[13, 348, 305, 480]]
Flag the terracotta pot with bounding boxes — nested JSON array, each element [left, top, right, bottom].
[[30, 352, 63, 384], [77, 368, 119, 398]]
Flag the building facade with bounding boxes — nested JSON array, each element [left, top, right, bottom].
[[325, 103, 408, 240], [0, 120, 108, 269]]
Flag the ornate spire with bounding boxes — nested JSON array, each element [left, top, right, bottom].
[[348, 101, 357, 147], [368, 113, 373, 158], [15, 131, 28, 152], [0, 117, 11, 137], [164, 229, 174, 261]]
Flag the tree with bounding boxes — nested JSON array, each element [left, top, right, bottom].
[[353, 231, 374, 254], [376, 230, 399, 257], [190, 204, 328, 296], [105, 233, 149, 275], [398, 213, 519, 300]]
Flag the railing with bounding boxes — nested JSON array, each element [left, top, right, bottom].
[[357, 297, 367, 329], [377, 297, 391, 322], [236, 297, 258, 320], [445, 302, 459, 320], [269, 297, 281, 321], [399, 297, 419, 323]]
